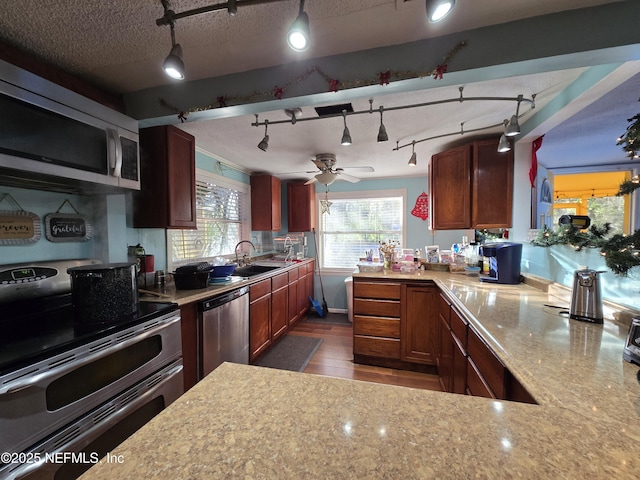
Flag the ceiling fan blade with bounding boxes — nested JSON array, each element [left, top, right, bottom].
[[340, 166, 375, 172], [337, 172, 361, 183], [304, 177, 318, 185]]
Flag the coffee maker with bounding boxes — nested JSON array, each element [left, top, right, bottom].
[[479, 242, 522, 284]]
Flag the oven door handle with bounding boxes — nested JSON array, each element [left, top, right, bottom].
[[0, 313, 180, 396]]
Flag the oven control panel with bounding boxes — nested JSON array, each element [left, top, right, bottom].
[[0, 266, 58, 284], [0, 259, 101, 304]]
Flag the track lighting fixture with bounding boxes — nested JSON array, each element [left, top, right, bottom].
[[253, 88, 535, 154], [287, 0, 310, 52], [377, 106, 389, 142], [426, 0, 456, 23], [257, 119, 269, 152], [157, 0, 313, 76], [497, 120, 511, 153], [163, 21, 185, 80], [227, 0, 237, 16], [506, 95, 522, 137], [341, 110, 352, 146], [408, 142, 417, 166]]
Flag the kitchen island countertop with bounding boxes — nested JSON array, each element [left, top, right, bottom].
[[81, 269, 640, 479]]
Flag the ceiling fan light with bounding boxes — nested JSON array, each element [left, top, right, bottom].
[[287, 11, 310, 52], [426, 0, 455, 23], [316, 171, 337, 185], [506, 114, 520, 137], [163, 43, 184, 80], [497, 133, 511, 153]]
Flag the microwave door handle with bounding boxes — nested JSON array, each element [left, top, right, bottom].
[[107, 128, 123, 177]]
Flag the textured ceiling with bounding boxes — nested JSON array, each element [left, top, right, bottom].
[[0, 0, 637, 179]]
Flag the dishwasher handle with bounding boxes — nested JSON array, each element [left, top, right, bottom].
[[200, 286, 249, 311]]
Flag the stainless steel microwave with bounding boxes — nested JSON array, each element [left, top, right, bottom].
[[0, 60, 140, 193]]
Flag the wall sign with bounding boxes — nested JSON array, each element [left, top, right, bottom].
[[44, 200, 92, 242], [0, 193, 41, 245]]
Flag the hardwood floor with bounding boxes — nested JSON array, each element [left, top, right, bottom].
[[288, 316, 442, 392]]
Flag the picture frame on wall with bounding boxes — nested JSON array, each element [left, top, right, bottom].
[[540, 178, 552, 204]]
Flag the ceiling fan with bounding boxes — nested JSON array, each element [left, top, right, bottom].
[[301, 153, 374, 185]]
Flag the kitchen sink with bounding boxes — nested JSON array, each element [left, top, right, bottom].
[[232, 264, 281, 278]]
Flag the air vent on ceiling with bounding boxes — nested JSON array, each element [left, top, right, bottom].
[[314, 103, 354, 117]]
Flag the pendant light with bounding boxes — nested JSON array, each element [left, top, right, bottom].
[[341, 110, 352, 146], [426, 0, 456, 23], [257, 119, 269, 151], [408, 141, 417, 166], [506, 95, 523, 137], [497, 120, 511, 153], [287, 0, 310, 52], [377, 106, 389, 142], [163, 21, 185, 80]]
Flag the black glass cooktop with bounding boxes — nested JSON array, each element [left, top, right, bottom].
[[0, 294, 178, 376]]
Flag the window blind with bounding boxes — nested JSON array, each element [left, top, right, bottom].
[[169, 175, 247, 268], [320, 194, 403, 269]]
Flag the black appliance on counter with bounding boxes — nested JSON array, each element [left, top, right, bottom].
[[0, 259, 183, 480], [479, 242, 523, 284]]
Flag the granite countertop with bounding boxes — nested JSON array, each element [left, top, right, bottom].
[[141, 258, 314, 306], [80, 268, 640, 479]]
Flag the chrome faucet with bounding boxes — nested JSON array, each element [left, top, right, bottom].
[[283, 236, 294, 264], [235, 240, 256, 266]]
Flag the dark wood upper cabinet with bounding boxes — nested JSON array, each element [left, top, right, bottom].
[[133, 125, 196, 229], [471, 139, 514, 229], [430, 144, 471, 230], [250, 175, 281, 231], [287, 182, 316, 232], [430, 138, 513, 230]]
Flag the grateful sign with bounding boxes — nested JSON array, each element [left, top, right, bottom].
[[44, 213, 92, 242]]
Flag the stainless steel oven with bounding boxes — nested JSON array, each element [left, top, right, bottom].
[[0, 260, 183, 480]]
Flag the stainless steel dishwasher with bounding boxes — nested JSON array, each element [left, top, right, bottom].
[[199, 286, 250, 379]]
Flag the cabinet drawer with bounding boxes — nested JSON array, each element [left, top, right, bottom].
[[450, 308, 467, 349], [288, 268, 299, 281], [306, 262, 315, 275], [467, 327, 506, 398], [272, 271, 289, 290], [354, 335, 401, 359], [250, 279, 271, 302], [354, 298, 400, 317], [354, 281, 401, 300], [466, 358, 496, 399], [353, 315, 400, 338], [438, 293, 451, 326]]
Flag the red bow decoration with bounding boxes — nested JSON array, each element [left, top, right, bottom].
[[217, 96, 227, 108], [273, 86, 284, 100], [530, 135, 544, 188], [177, 111, 187, 123], [329, 78, 340, 92], [433, 64, 447, 80], [379, 70, 391, 86]]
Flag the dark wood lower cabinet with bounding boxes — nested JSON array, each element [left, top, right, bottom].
[[271, 273, 289, 341], [402, 285, 437, 365], [249, 279, 271, 361]]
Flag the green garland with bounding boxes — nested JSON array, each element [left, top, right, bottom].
[[617, 179, 640, 196], [531, 223, 640, 276]]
